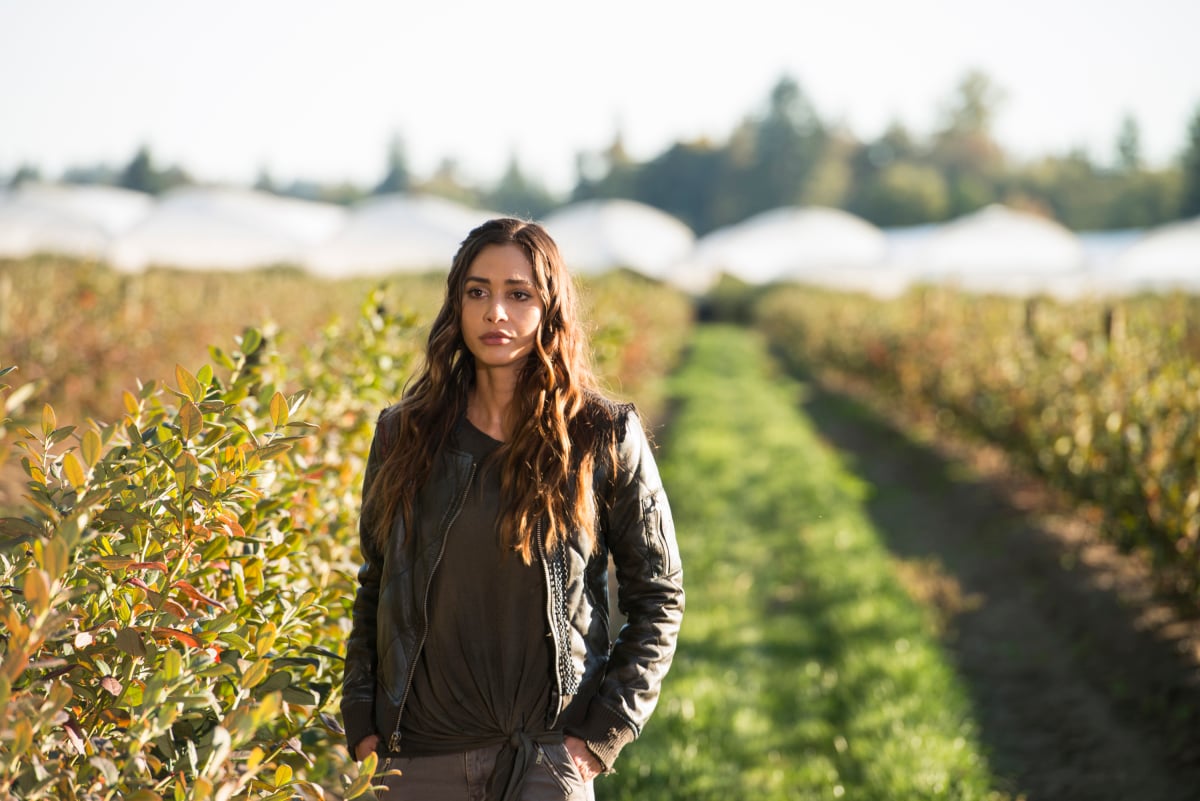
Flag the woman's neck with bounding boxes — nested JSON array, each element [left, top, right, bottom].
[[467, 367, 519, 441]]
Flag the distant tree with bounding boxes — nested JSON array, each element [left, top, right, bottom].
[[743, 75, 826, 214], [118, 145, 191, 195], [417, 157, 480, 206], [634, 141, 725, 233], [1181, 104, 1200, 218], [253, 167, 278, 194], [374, 134, 410, 195], [1115, 113, 1142, 172], [931, 70, 1006, 215], [571, 129, 638, 203], [8, 164, 42, 187], [853, 161, 949, 226], [484, 153, 557, 218], [801, 129, 854, 208]]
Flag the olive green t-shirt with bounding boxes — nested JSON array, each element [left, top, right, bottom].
[[398, 417, 554, 754]]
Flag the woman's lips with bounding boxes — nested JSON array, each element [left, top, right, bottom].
[[480, 333, 512, 345]]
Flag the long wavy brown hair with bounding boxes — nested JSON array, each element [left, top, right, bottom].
[[363, 217, 620, 563]]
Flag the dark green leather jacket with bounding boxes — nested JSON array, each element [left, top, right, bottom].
[[340, 401, 684, 770]]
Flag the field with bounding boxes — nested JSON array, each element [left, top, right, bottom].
[[2, 260, 1199, 800]]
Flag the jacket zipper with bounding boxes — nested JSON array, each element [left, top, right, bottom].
[[536, 519, 566, 727], [382, 460, 477, 771]]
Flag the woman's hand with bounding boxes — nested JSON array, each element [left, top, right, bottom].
[[355, 734, 380, 762], [563, 735, 603, 782]]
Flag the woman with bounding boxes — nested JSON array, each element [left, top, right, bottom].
[[341, 218, 684, 801]]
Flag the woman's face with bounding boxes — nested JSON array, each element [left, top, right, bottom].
[[460, 243, 546, 373]]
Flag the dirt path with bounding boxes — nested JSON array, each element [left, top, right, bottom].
[[798, 375, 1200, 801]]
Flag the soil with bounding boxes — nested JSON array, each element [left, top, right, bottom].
[[799, 371, 1200, 801]]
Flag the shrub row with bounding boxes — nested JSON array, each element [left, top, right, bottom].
[[755, 285, 1200, 598], [0, 267, 692, 799]]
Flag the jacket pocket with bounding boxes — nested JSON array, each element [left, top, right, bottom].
[[642, 489, 678, 578]]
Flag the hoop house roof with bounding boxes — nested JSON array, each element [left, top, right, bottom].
[[0, 183, 155, 259], [108, 187, 347, 272], [540, 199, 694, 277], [911, 205, 1085, 296], [690, 206, 887, 285], [304, 193, 496, 277], [1104, 216, 1200, 293]]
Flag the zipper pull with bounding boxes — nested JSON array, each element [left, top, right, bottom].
[[390, 733, 402, 752]]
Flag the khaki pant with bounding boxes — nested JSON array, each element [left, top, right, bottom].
[[373, 741, 595, 801]]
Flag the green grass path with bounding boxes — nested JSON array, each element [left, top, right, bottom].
[[601, 326, 1008, 801]]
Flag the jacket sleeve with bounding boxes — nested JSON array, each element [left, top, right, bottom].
[[569, 409, 684, 770], [340, 423, 386, 755]]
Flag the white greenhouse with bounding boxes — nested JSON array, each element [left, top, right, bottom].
[[108, 187, 347, 272], [686, 206, 891, 292], [540, 199, 695, 279], [908, 205, 1087, 297], [303, 193, 496, 277]]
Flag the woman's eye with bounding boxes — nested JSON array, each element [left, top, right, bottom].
[[512, 291, 530, 301]]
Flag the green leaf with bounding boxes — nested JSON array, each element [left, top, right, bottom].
[[175, 364, 203, 403], [24, 568, 50, 615], [281, 685, 319, 706], [255, 621, 277, 657], [179, 401, 203, 442], [344, 756, 376, 799], [269, 391, 288, 429], [174, 452, 200, 492], [37, 536, 69, 581], [41, 403, 56, 438], [257, 442, 292, 461], [81, 429, 102, 468], [125, 791, 164, 801], [239, 328, 263, 357], [287, 388, 310, 415], [62, 451, 86, 489], [240, 658, 271, 689]]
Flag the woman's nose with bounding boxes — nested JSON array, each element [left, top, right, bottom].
[[486, 302, 507, 323]]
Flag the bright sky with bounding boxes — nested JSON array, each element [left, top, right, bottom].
[[2, 0, 1198, 194]]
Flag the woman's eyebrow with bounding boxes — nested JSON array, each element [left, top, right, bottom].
[[464, 276, 534, 286]]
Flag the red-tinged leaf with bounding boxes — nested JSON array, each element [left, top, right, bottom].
[[115, 627, 147, 659], [41, 403, 56, 438], [172, 580, 228, 612], [161, 598, 189, 621], [129, 561, 169, 573], [98, 708, 132, 726], [64, 714, 86, 754], [179, 401, 202, 442], [100, 676, 122, 696], [152, 627, 202, 648], [269, 391, 288, 429], [98, 556, 136, 570], [62, 451, 86, 489], [175, 364, 203, 403]]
